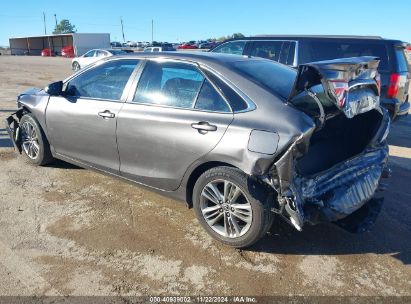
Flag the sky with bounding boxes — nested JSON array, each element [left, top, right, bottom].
[[1, 0, 410, 46]]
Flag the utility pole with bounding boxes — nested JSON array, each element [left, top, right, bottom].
[[54, 14, 58, 28], [120, 17, 125, 42], [151, 19, 154, 44], [43, 12, 47, 35]]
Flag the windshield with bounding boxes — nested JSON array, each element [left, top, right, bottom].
[[229, 60, 297, 99]]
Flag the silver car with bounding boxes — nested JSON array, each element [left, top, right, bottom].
[[5, 53, 390, 248]]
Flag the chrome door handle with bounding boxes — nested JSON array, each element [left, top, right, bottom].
[[191, 121, 217, 133], [98, 110, 115, 119]]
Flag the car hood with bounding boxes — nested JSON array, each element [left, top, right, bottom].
[[18, 88, 48, 98]]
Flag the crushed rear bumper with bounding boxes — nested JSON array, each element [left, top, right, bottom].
[[270, 109, 391, 233], [295, 143, 389, 225]]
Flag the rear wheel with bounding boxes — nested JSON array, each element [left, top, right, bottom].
[[193, 166, 274, 248], [72, 61, 80, 71], [19, 114, 54, 166]]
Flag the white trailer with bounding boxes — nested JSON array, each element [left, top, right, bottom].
[[9, 33, 110, 56]]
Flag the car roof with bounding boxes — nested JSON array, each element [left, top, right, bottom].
[[220, 35, 406, 44], [108, 51, 260, 66]]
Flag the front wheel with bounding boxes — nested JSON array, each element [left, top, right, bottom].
[[72, 61, 80, 71], [193, 166, 274, 248], [19, 114, 54, 166]]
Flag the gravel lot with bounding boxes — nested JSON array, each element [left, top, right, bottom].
[[0, 56, 410, 297]]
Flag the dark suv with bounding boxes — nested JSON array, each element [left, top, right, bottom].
[[211, 35, 410, 119]]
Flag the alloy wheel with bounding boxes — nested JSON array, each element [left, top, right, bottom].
[[73, 62, 80, 71], [200, 179, 252, 238], [21, 121, 40, 160]]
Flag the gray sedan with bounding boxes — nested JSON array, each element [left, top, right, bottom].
[[5, 53, 390, 248]]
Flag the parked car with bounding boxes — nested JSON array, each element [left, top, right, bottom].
[[61, 45, 75, 58], [143, 46, 175, 52], [126, 41, 138, 47], [177, 43, 198, 49], [211, 35, 410, 119], [5, 53, 390, 248], [41, 48, 54, 57], [110, 41, 122, 48], [199, 41, 219, 49], [71, 49, 127, 71]]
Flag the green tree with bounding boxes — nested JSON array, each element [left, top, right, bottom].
[[231, 33, 245, 39], [216, 33, 246, 42], [53, 19, 77, 34]]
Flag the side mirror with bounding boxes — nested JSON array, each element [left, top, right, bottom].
[[45, 81, 63, 96]]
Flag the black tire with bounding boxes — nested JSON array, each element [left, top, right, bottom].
[[72, 61, 80, 71], [19, 114, 54, 166], [193, 166, 274, 248]]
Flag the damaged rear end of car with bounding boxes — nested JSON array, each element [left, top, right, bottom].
[[267, 56, 390, 233]]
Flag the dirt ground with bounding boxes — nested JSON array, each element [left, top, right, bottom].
[[0, 56, 410, 297]]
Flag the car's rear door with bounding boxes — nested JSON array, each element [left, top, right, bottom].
[[116, 59, 234, 191], [46, 59, 140, 173]]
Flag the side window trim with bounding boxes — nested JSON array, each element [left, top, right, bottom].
[[192, 79, 206, 108], [200, 65, 256, 113], [63, 58, 142, 103], [192, 77, 233, 113]]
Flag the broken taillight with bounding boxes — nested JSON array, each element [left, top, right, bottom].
[[329, 80, 349, 108], [387, 73, 400, 98]]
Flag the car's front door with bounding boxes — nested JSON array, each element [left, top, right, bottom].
[[46, 59, 140, 173], [117, 59, 234, 191]]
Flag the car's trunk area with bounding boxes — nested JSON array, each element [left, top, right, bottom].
[[296, 110, 383, 176]]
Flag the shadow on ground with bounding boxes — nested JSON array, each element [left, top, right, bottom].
[[46, 159, 82, 170], [0, 128, 13, 148], [250, 160, 411, 265], [388, 114, 411, 148]]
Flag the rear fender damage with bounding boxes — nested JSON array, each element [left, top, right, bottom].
[[265, 110, 391, 233]]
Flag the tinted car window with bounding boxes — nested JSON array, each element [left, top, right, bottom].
[[134, 61, 204, 108], [250, 41, 296, 66], [301, 41, 389, 70], [66, 59, 139, 100], [395, 49, 409, 72], [250, 41, 282, 61], [230, 60, 297, 99], [203, 70, 249, 111], [195, 79, 231, 112], [212, 41, 246, 55], [279, 41, 296, 66]]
